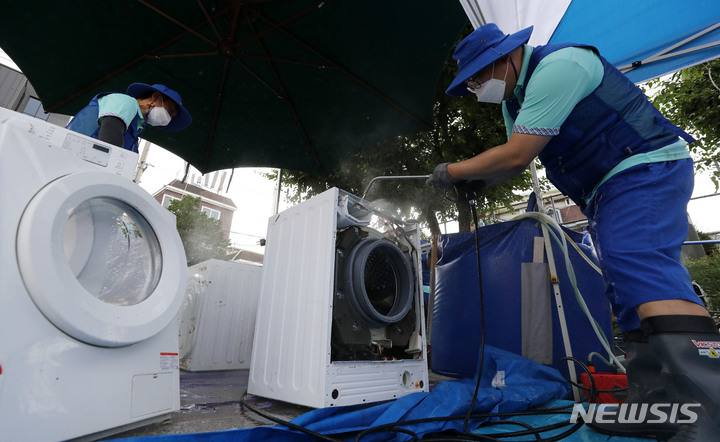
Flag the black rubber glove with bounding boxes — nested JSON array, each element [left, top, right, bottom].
[[426, 162, 460, 190]]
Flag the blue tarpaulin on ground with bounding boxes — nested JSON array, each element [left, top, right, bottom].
[[115, 346, 571, 442], [473, 400, 653, 442]]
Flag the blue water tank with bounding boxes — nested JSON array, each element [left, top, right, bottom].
[[431, 218, 614, 378]]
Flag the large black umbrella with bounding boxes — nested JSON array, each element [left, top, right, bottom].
[[0, 1, 467, 175]]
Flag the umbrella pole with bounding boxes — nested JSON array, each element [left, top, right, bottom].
[[272, 169, 283, 215], [133, 140, 152, 184]]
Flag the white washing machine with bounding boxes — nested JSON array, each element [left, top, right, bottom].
[[178, 259, 262, 371], [0, 107, 187, 441], [248, 188, 428, 408]]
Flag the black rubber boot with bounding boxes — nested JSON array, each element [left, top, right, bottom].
[[623, 329, 669, 404], [643, 315, 720, 442], [586, 329, 678, 440]]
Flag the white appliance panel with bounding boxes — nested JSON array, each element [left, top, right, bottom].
[[179, 259, 262, 371], [249, 189, 337, 406]]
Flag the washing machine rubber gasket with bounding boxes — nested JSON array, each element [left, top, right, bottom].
[[343, 238, 414, 328]]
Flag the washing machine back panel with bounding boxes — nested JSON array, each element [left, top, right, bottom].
[[0, 107, 138, 179], [249, 188, 338, 407], [179, 259, 262, 371]]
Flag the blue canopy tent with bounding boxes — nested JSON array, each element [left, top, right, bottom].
[[459, 0, 720, 211], [551, 1, 720, 83], [459, 0, 720, 84]]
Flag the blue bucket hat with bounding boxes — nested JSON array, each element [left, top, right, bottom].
[[446, 23, 533, 97], [126, 83, 192, 131]]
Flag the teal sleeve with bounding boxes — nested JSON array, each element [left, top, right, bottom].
[[97, 94, 141, 131], [512, 47, 603, 136]]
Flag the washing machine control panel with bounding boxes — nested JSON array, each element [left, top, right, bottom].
[[62, 132, 112, 167], [0, 107, 138, 179]]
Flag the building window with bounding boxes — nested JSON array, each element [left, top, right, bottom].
[[161, 194, 180, 208], [22, 97, 49, 120], [202, 206, 221, 221]]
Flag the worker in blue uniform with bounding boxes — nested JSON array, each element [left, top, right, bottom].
[[66, 83, 192, 153], [427, 23, 719, 441]]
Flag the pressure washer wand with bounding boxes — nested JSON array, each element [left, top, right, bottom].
[[362, 175, 431, 199]]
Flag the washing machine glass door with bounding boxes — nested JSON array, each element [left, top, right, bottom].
[[64, 197, 161, 306], [17, 171, 187, 347]]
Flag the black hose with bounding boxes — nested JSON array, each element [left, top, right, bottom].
[[463, 198, 486, 432], [240, 396, 343, 442]]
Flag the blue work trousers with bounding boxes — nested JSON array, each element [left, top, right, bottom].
[[583, 158, 702, 331]]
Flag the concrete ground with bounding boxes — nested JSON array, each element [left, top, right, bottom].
[[101, 370, 311, 440], [101, 370, 455, 440]]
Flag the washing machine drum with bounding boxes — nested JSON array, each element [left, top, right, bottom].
[[343, 237, 414, 328], [17, 171, 187, 347]]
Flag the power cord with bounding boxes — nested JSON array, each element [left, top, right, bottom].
[[240, 395, 344, 442], [242, 392, 585, 442], [559, 356, 628, 404], [241, 391, 593, 441]]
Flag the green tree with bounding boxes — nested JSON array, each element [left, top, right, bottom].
[[697, 231, 719, 257], [167, 196, 230, 266], [685, 254, 720, 311], [647, 60, 720, 187], [271, 26, 533, 234]]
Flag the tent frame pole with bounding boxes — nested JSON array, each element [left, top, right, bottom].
[[619, 22, 720, 74]]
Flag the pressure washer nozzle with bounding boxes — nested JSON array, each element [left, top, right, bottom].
[[362, 175, 431, 199]]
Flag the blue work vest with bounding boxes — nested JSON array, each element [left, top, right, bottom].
[[505, 43, 694, 206], [65, 93, 143, 153]]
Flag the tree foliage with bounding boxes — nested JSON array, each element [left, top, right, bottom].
[[270, 26, 533, 234], [685, 254, 720, 310], [647, 59, 720, 187], [167, 196, 230, 266], [696, 230, 720, 257]]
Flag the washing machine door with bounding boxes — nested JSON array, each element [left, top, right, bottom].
[[17, 171, 187, 347]]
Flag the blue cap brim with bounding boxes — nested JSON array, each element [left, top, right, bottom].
[[126, 83, 192, 131], [446, 26, 533, 97]]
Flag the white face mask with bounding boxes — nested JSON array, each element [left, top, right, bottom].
[[473, 60, 509, 104], [147, 97, 173, 127]]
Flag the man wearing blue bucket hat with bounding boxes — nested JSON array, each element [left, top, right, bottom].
[[66, 83, 192, 153], [427, 23, 719, 441]]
